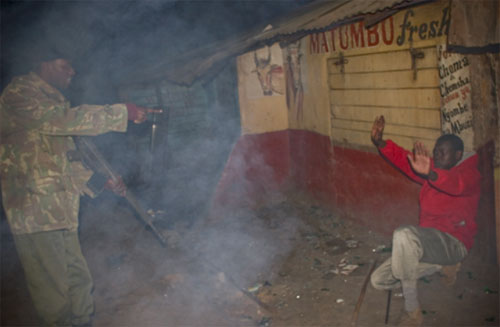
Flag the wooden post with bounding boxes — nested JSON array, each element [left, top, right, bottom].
[[350, 259, 377, 326], [495, 166, 500, 266]]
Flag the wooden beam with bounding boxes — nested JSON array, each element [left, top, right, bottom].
[[496, 166, 500, 266]]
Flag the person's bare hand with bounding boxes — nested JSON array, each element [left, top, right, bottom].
[[371, 115, 386, 147], [407, 141, 431, 176], [104, 176, 127, 197], [133, 108, 163, 124]]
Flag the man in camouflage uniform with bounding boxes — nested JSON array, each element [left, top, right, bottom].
[[0, 56, 156, 326]]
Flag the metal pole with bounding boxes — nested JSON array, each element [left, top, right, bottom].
[[385, 290, 392, 325]]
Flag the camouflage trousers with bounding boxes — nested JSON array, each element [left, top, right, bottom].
[[13, 229, 94, 326], [371, 225, 468, 290]]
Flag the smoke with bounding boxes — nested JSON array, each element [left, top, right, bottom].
[[1, 1, 311, 99], [2, 1, 312, 324]]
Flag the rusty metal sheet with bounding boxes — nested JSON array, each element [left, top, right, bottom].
[[277, 0, 408, 32], [448, 0, 500, 53]]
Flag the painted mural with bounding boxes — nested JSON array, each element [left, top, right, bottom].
[[438, 44, 473, 151], [249, 45, 285, 97], [284, 40, 305, 121], [237, 0, 456, 143]]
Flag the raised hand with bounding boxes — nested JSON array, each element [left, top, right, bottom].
[[371, 115, 386, 148], [407, 141, 431, 176]]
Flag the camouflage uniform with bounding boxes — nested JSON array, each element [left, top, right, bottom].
[[0, 72, 128, 326]]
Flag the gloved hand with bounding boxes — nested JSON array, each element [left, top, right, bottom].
[[126, 103, 162, 124], [104, 176, 127, 197]]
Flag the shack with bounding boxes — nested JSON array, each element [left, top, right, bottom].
[[1, 0, 498, 325], [120, 0, 499, 262]]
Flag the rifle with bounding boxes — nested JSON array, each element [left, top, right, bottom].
[[68, 137, 271, 313], [68, 136, 168, 246]]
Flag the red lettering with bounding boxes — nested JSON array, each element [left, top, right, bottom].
[[367, 25, 379, 46], [442, 91, 459, 105], [310, 16, 395, 54], [382, 16, 394, 45], [350, 22, 365, 48], [339, 25, 349, 50], [320, 32, 329, 52], [330, 29, 336, 52], [461, 86, 470, 100], [309, 34, 320, 54]]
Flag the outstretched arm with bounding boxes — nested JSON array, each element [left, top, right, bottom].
[[371, 115, 426, 184], [126, 103, 162, 124]]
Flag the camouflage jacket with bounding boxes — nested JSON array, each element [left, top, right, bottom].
[[0, 72, 128, 235]]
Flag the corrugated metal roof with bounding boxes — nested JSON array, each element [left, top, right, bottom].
[[125, 0, 431, 86], [257, 0, 405, 36]]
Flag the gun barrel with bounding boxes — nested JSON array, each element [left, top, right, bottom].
[[150, 121, 157, 152], [125, 191, 168, 246], [73, 136, 167, 246]]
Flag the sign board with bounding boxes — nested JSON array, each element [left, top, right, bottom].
[[438, 44, 473, 151]]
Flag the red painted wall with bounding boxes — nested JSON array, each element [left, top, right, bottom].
[[213, 129, 495, 250], [288, 130, 420, 235], [213, 130, 290, 208], [213, 129, 421, 235]]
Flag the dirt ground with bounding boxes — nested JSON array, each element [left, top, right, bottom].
[[1, 190, 499, 326]]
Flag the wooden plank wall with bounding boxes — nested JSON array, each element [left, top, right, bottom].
[[329, 45, 441, 150]]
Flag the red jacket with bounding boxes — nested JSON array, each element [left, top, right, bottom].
[[380, 140, 481, 250]]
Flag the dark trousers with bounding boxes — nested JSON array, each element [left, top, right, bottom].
[[13, 229, 94, 326]]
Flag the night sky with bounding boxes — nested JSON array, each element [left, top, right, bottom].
[[1, 0, 312, 101]]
